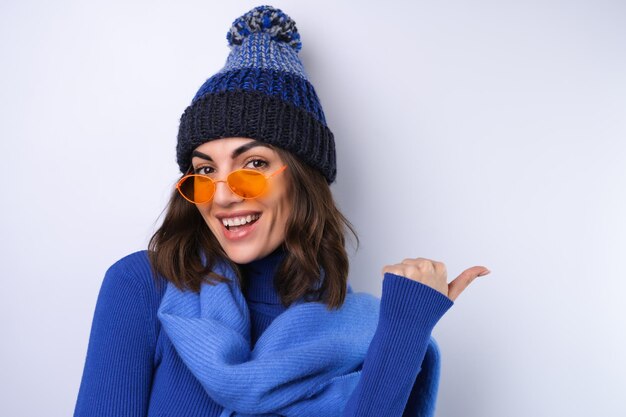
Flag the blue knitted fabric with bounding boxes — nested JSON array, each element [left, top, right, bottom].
[[195, 6, 311, 110], [74, 250, 453, 416], [176, 5, 336, 183], [158, 259, 378, 417]]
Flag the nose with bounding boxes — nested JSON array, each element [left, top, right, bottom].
[[211, 179, 244, 207]]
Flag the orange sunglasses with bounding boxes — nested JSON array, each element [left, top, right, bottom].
[[176, 165, 288, 204]]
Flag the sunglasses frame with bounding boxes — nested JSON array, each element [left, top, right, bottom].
[[176, 165, 288, 204]]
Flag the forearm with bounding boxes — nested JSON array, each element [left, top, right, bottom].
[[342, 273, 453, 417]]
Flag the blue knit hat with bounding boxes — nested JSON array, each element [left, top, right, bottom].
[[176, 5, 336, 183]]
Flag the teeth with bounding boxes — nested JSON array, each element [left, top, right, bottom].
[[222, 214, 260, 228]]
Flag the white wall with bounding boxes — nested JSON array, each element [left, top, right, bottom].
[[1, 0, 624, 416]]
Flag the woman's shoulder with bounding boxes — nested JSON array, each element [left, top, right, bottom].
[[98, 250, 168, 310], [106, 249, 151, 274], [81, 251, 167, 381]]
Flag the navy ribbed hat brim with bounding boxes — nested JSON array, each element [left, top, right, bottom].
[[176, 89, 336, 183]]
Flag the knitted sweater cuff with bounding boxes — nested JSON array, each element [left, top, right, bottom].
[[380, 272, 454, 333]]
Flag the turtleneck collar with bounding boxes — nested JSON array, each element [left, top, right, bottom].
[[237, 245, 287, 305]]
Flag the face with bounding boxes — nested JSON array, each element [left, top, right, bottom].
[[189, 137, 291, 264]]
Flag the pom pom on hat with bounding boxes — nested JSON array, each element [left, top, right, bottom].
[[226, 5, 302, 52]]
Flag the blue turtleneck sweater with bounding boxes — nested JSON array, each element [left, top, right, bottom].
[[74, 248, 453, 416]]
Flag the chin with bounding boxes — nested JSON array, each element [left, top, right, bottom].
[[220, 238, 283, 265], [223, 247, 260, 265]]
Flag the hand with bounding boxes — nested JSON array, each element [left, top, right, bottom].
[[381, 258, 490, 301]]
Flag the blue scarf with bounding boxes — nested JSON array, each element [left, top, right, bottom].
[[157, 259, 438, 416]]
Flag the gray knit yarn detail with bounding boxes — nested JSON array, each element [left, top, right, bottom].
[[218, 32, 308, 79]]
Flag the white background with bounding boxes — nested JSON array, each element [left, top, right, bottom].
[[1, 0, 625, 416]]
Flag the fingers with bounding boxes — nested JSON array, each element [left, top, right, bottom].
[[381, 264, 407, 277], [384, 258, 490, 301], [386, 258, 438, 280], [447, 266, 490, 301], [383, 258, 434, 277], [400, 258, 446, 275], [383, 258, 449, 296]]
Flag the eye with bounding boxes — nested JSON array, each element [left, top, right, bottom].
[[194, 165, 215, 175], [245, 159, 269, 170]]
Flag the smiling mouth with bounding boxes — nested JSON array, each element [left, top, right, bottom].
[[221, 213, 261, 231]]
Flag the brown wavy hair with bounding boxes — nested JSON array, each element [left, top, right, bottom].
[[147, 145, 358, 310]]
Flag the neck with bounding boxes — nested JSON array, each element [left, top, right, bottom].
[[237, 246, 287, 305]]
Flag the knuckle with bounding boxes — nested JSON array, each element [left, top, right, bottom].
[[417, 260, 433, 270], [402, 266, 416, 276], [382, 264, 399, 274]]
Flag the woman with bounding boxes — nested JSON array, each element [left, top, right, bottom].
[[73, 5, 490, 417]]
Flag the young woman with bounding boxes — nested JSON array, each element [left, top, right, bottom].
[[73, 5, 490, 417]]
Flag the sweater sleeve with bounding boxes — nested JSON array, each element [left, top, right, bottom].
[[342, 272, 454, 417], [73, 252, 162, 417]]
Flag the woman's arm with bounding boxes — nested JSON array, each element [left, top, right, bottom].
[[73, 252, 162, 417], [342, 272, 454, 417]]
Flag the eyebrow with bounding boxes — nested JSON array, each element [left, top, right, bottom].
[[191, 140, 271, 163]]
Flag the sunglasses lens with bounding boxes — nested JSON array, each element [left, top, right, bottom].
[[179, 175, 215, 203], [228, 170, 267, 198]]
